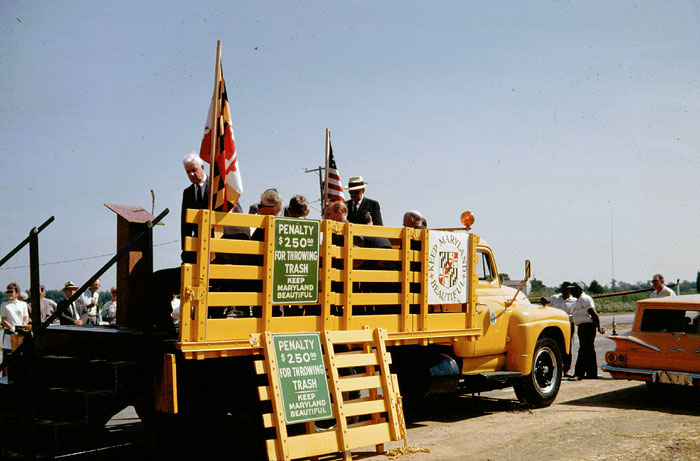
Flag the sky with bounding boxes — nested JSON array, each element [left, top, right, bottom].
[[2, 1, 700, 292]]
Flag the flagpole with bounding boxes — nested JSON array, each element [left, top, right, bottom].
[[208, 41, 222, 211], [323, 128, 330, 214]]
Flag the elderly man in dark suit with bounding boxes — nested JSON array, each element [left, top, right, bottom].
[[181, 153, 209, 264], [345, 176, 383, 226]]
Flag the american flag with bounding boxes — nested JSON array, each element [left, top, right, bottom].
[[325, 139, 344, 203], [199, 68, 242, 212]]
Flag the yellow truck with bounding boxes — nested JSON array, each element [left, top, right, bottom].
[[0, 208, 570, 458], [173, 209, 571, 408]]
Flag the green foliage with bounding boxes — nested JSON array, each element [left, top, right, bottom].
[[594, 293, 647, 313], [45, 290, 65, 303], [529, 278, 547, 297], [499, 273, 510, 282], [588, 280, 604, 294], [98, 292, 111, 306]]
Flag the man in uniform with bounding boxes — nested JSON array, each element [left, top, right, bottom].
[[345, 176, 383, 226]]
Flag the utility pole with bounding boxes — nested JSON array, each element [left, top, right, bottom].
[[610, 201, 615, 289], [305, 166, 325, 218]]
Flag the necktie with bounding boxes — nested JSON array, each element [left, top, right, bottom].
[[196, 185, 201, 205]]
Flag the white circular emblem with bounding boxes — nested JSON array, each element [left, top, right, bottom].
[[489, 310, 497, 325]]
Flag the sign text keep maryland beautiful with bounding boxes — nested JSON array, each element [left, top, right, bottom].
[[272, 333, 333, 424]]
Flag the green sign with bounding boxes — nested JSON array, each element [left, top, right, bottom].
[[272, 333, 333, 424], [272, 218, 319, 304]]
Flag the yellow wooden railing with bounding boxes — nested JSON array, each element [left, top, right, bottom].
[[177, 210, 481, 359]]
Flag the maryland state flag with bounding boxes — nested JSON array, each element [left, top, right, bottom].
[[199, 68, 242, 212]]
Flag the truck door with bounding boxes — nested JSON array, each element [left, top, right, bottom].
[[471, 248, 510, 358]]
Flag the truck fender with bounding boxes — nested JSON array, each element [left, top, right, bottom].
[[505, 306, 570, 375]]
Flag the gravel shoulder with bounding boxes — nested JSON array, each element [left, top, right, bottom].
[[358, 379, 700, 461], [355, 318, 700, 461]]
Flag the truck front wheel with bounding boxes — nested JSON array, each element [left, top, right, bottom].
[[513, 337, 562, 408]]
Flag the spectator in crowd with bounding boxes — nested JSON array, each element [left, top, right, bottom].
[[345, 176, 383, 225], [249, 188, 279, 215], [540, 281, 577, 375], [181, 152, 209, 264], [171, 294, 180, 323], [324, 200, 349, 222], [1, 282, 30, 359], [77, 279, 101, 325], [58, 281, 84, 326], [257, 189, 284, 217], [568, 282, 604, 380], [287, 195, 310, 218], [252, 189, 284, 242], [37, 285, 58, 324], [403, 210, 427, 229], [102, 287, 117, 324], [650, 274, 675, 298]]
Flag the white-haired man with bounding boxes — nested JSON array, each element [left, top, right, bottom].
[[403, 210, 427, 229], [181, 153, 209, 263]]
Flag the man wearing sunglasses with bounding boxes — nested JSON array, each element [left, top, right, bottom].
[[650, 274, 675, 298]]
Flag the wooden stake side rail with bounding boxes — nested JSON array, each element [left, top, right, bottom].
[[256, 328, 404, 461], [177, 210, 481, 359]]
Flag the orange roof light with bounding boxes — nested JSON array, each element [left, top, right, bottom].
[[460, 211, 475, 230]]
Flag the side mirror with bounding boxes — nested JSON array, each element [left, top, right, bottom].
[[507, 259, 531, 308]]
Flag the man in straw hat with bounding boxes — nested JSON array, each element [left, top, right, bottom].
[[345, 176, 383, 226], [58, 281, 84, 326]]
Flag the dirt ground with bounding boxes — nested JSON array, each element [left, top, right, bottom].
[[353, 322, 700, 461], [355, 379, 700, 461]]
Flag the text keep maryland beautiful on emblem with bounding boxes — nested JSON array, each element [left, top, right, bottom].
[[428, 231, 469, 304]]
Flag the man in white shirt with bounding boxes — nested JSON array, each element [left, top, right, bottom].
[[102, 287, 117, 324], [568, 282, 605, 380], [650, 274, 675, 298], [540, 281, 577, 315], [540, 281, 577, 375], [77, 279, 101, 325]]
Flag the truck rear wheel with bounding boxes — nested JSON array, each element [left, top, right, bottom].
[[513, 337, 562, 408]]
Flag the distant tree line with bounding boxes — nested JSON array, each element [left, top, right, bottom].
[[528, 277, 698, 298]]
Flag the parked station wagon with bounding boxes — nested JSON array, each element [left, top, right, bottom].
[[602, 295, 700, 389]]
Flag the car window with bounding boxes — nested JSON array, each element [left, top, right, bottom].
[[640, 309, 700, 334], [476, 251, 495, 282]]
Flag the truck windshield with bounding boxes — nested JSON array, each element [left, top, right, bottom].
[[477, 251, 495, 282]]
